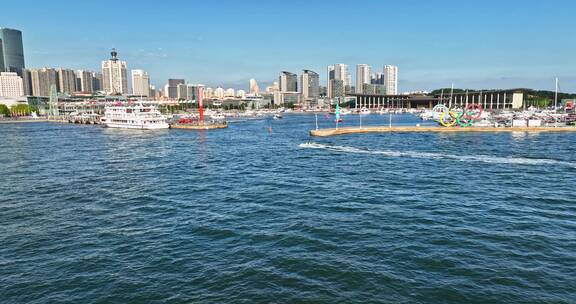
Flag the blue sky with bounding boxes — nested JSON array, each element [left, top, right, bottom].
[[3, 0, 576, 92]]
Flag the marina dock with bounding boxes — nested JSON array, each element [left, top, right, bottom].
[[309, 126, 576, 137]]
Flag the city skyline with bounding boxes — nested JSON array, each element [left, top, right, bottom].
[[2, 0, 576, 92]]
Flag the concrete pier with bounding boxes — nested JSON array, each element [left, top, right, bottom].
[[309, 126, 576, 137]]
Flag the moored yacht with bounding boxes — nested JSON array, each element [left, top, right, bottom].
[[102, 104, 169, 129]]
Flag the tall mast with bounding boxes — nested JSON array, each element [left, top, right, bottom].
[[555, 77, 559, 110]]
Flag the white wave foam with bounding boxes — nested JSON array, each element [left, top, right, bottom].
[[299, 142, 576, 168]]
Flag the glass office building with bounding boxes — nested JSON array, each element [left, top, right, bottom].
[[0, 28, 25, 74]]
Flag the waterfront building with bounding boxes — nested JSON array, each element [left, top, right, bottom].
[[101, 49, 128, 94], [165, 78, 185, 99], [350, 89, 524, 110], [249, 78, 259, 95], [356, 64, 371, 94], [0, 72, 24, 97], [225, 88, 235, 97], [300, 69, 319, 100], [0, 28, 25, 74], [237, 89, 246, 99], [384, 65, 398, 95], [131, 69, 150, 97], [76, 70, 93, 93], [279, 71, 297, 93], [56, 68, 77, 94], [30, 68, 57, 97]]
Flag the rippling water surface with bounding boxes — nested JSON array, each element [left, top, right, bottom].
[[1, 114, 575, 303]]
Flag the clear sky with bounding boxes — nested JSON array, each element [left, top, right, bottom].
[[3, 0, 576, 92]]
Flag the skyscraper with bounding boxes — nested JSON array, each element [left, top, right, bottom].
[[131, 69, 150, 97], [300, 69, 319, 100], [279, 71, 297, 92], [0, 28, 25, 74], [384, 65, 398, 95], [0, 72, 24, 97], [56, 68, 77, 94], [356, 64, 371, 94], [101, 48, 128, 94], [30, 68, 58, 97]]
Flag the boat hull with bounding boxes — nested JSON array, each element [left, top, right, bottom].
[[104, 122, 169, 129]]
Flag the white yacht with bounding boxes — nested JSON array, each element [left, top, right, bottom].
[[102, 104, 169, 129]]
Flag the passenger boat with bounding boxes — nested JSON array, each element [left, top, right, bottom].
[[102, 104, 169, 129]]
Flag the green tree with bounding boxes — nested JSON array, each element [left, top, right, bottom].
[[0, 104, 10, 116], [10, 104, 33, 116]]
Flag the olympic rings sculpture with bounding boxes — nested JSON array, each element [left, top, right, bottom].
[[432, 103, 483, 127]]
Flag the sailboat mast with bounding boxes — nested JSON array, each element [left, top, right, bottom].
[[555, 77, 559, 110]]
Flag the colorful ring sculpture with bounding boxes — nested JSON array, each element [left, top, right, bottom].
[[433, 103, 483, 127]]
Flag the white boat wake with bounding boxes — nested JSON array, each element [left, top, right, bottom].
[[299, 142, 576, 168]]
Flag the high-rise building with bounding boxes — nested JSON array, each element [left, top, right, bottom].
[[356, 64, 371, 94], [384, 65, 398, 95], [185, 84, 202, 101], [249, 78, 259, 95], [21, 69, 32, 95], [329, 79, 344, 100], [30, 68, 58, 97], [334, 64, 351, 87], [300, 69, 319, 100], [101, 48, 128, 94], [131, 69, 150, 97], [76, 70, 93, 93], [236, 89, 246, 99], [0, 72, 24, 97], [225, 88, 235, 97], [0, 28, 25, 74], [56, 68, 77, 94], [279, 71, 297, 93], [214, 87, 224, 99], [177, 83, 188, 99], [92, 72, 102, 91], [165, 78, 185, 99], [327, 65, 335, 98], [371, 72, 384, 85]]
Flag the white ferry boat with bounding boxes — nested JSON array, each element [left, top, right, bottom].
[[102, 104, 169, 129]]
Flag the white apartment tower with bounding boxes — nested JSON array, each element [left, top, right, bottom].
[[384, 65, 398, 95], [101, 48, 128, 94], [334, 63, 351, 87], [0, 72, 24, 97], [356, 64, 371, 94], [131, 69, 150, 97]]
